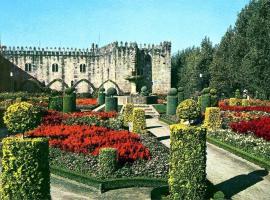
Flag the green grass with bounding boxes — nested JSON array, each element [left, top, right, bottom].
[[153, 104, 166, 114]]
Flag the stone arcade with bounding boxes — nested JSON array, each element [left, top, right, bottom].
[[0, 41, 171, 94]]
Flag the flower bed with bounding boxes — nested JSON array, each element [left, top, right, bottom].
[[208, 129, 270, 161], [27, 124, 150, 163], [49, 132, 169, 179], [76, 98, 97, 105], [230, 117, 270, 141]]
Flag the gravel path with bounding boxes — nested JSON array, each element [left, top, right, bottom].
[[146, 118, 270, 200]]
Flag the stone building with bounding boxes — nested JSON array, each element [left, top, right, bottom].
[[0, 41, 171, 94]]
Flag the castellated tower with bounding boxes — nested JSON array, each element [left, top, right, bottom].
[[0, 41, 171, 94]]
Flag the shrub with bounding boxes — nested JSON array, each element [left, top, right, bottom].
[[204, 107, 221, 130], [0, 137, 50, 200], [235, 89, 241, 99], [201, 93, 211, 113], [210, 88, 218, 107], [105, 96, 118, 112], [63, 95, 75, 113], [107, 87, 117, 97], [241, 99, 250, 106], [166, 88, 178, 115], [169, 124, 207, 200], [3, 102, 42, 134], [177, 87, 185, 104], [0, 108, 5, 128], [140, 86, 149, 96], [229, 98, 242, 106], [176, 99, 200, 122], [99, 148, 118, 177], [132, 108, 146, 134], [213, 191, 225, 200], [65, 87, 76, 95], [123, 103, 134, 126], [48, 96, 63, 111], [98, 88, 106, 105]]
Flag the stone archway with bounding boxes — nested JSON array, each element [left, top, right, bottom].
[[47, 79, 69, 90], [98, 79, 122, 95], [73, 79, 96, 94]]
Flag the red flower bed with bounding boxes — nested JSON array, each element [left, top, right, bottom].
[[42, 110, 117, 125], [230, 117, 270, 141], [76, 98, 97, 105], [219, 104, 270, 113], [27, 125, 150, 163]]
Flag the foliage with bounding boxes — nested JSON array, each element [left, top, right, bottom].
[[169, 124, 207, 200], [153, 104, 166, 114], [235, 89, 241, 98], [204, 107, 221, 130], [65, 87, 75, 95], [241, 99, 250, 107], [0, 137, 50, 200], [3, 102, 42, 134], [166, 95, 178, 115], [200, 93, 211, 113], [0, 108, 5, 128], [210, 0, 270, 97], [229, 98, 242, 106], [99, 148, 118, 177], [107, 87, 117, 96], [98, 89, 106, 105], [132, 108, 146, 134], [48, 96, 63, 111], [123, 103, 134, 126], [140, 86, 149, 96], [176, 99, 201, 122], [27, 124, 150, 163], [63, 95, 75, 113], [168, 88, 178, 96], [105, 97, 118, 112], [177, 87, 185, 104]]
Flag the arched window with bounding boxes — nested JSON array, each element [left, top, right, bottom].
[[80, 64, 86, 73], [52, 64, 58, 72], [25, 63, 32, 72]]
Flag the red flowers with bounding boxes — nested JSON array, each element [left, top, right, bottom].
[[27, 124, 150, 163], [76, 98, 97, 105], [220, 105, 270, 113], [230, 117, 270, 141]]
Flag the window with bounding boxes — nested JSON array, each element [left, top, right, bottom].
[[80, 64, 86, 73], [52, 64, 58, 72], [25, 63, 32, 72]]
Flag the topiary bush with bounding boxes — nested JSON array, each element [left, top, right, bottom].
[[200, 90, 211, 113], [99, 148, 118, 177], [105, 96, 118, 112], [123, 103, 134, 126], [176, 99, 200, 123], [132, 108, 146, 134], [212, 191, 225, 200], [63, 94, 75, 113], [107, 87, 117, 97], [98, 87, 106, 105], [65, 87, 76, 95], [3, 102, 42, 134], [0, 137, 50, 200], [204, 107, 221, 130], [169, 124, 207, 200], [177, 87, 185, 104], [140, 86, 149, 96], [48, 96, 63, 111], [166, 88, 178, 115], [210, 88, 218, 107], [235, 89, 241, 99], [229, 98, 242, 106]]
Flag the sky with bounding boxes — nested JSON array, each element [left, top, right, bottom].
[[0, 0, 250, 53]]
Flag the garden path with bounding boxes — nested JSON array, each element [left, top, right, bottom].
[[146, 118, 270, 200]]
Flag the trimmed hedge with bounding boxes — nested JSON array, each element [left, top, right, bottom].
[[241, 99, 250, 106], [201, 93, 211, 113], [0, 108, 5, 128], [99, 148, 118, 177], [63, 95, 74, 113], [169, 124, 207, 200], [50, 165, 167, 193], [132, 108, 146, 134], [176, 99, 200, 122], [3, 102, 42, 134], [98, 90, 105, 105], [0, 137, 50, 199], [48, 96, 63, 111], [123, 103, 134, 126], [204, 107, 221, 130], [166, 90, 178, 115], [105, 97, 118, 112], [229, 98, 242, 106]]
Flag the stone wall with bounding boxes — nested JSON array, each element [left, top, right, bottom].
[[0, 41, 171, 94]]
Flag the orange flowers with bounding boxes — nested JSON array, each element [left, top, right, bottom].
[[76, 98, 97, 105]]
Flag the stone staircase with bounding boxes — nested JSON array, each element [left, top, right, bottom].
[[121, 104, 160, 118]]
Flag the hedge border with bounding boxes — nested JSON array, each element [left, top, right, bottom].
[[50, 165, 167, 193], [207, 136, 270, 170], [159, 116, 175, 125]]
